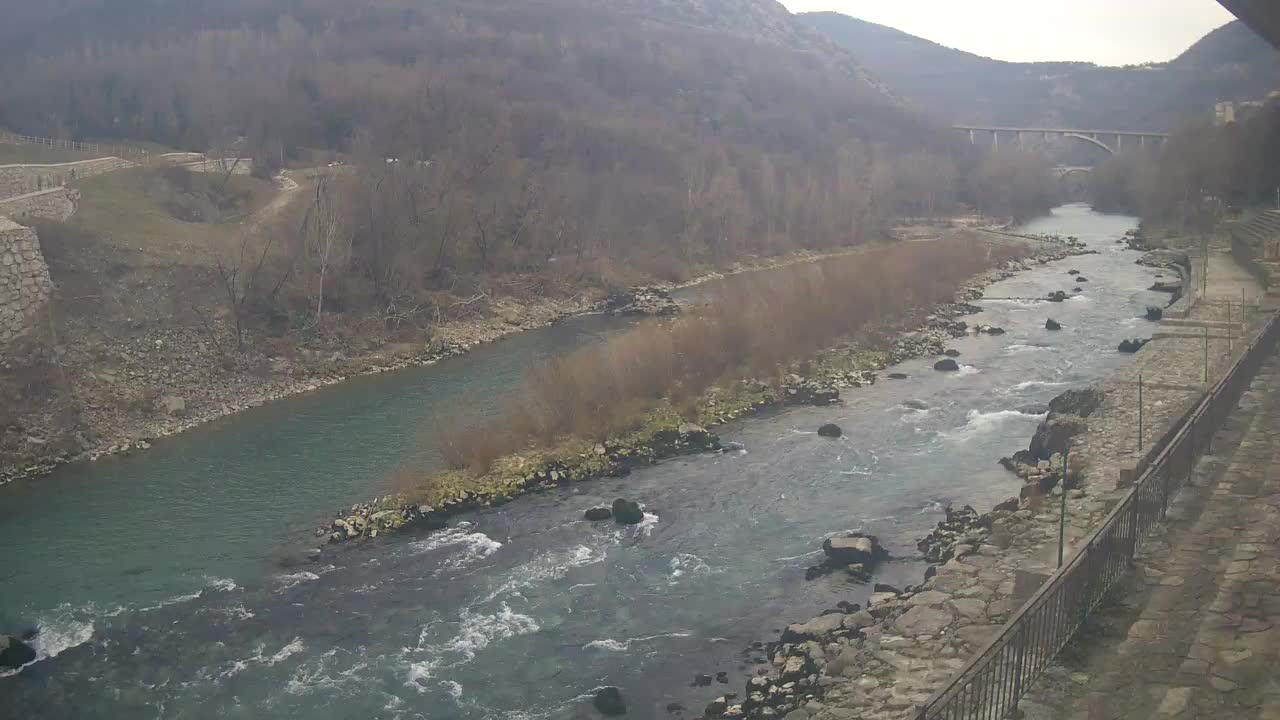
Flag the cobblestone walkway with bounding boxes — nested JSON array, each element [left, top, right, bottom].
[[1024, 352, 1280, 719]]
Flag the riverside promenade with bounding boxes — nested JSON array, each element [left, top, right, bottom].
[[1017, 237, 1280, 718]]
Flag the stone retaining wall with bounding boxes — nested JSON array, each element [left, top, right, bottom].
[[0, 187, 78, 222], [0, 216, 53, 347], [0, 157, 134, 199]]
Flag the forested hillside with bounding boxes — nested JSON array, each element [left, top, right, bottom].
[[801, 13, 1280, 130], [1, 0, 963, 283]]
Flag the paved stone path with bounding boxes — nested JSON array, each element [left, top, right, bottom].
[[1023, 350, 1280, 719]]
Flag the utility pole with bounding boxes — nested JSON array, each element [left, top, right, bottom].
[[1138, 374, 1144, 453], [1058, 449, 1070, 569], [1204, 327, 1210, 384]]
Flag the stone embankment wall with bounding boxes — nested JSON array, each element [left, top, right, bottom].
[[0, 157, 134, 198], [0, 187, 79, 222], [0, 216, 53, 346]]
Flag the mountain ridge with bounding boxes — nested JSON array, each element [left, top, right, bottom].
[[800, 12, 1280, 130]]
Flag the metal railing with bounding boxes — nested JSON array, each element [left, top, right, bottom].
[[916, 309, 1280, 720], [0, 130, 151, 162]]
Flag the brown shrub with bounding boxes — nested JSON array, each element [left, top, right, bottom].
[[438, 237, 1024, 471]]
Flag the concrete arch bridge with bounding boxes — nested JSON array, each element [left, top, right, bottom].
[[954, 126, 1170, 155]]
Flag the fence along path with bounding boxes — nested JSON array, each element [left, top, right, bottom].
[[0, 130, 153, 162], [916, 306, 1280, 720]]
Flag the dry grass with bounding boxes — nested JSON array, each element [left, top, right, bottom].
[[438, 236, 1025, 471], [70, 168, 277, 265]]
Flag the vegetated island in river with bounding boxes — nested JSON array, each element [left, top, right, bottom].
[[316, 231, 1092, 548]]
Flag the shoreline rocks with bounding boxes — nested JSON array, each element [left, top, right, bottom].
[[0, 634, 36, 669], [605, 287, 679, 316], [806, 532, 888, 580], [1118, 338, 1149, 354]]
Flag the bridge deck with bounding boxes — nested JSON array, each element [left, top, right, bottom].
[[953, 125, 1171, 137]]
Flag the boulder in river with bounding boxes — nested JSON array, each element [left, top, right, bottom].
[[1048, 387, 1104, 417], [0, 634, 36, 669], [933, 359, 960, 372], [817, 423, 843, 438], [593, 686, 627, 716], [821, 532, 888, 568], [692, 673, 713, 687], [1118, 339, 1149, 354], [1046, 291, 1068, 302], [943, 349, 961, 357], [1029, 417, 1087, 460], [1067, 269, 1080, 275], [1045, 318, 1062, 331], [584, 507, 613, 521], [1145, 306, 1163, 321], [887, 372, 908, 380], [611, 499, 645, 525], [903, 399, 929, 411], [1073, 287, 1083, 293]]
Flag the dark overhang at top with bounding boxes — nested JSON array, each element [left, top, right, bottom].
[[1219, 0, 1280, 50]]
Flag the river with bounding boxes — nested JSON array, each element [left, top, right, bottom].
[[1, 205, 1163, 719]]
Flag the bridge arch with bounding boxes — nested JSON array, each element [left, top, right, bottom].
[[1062, 133, 1116, 155]]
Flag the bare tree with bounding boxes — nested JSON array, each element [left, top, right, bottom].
[[214, 232, 276, 351], [300, 176, 350, 325]]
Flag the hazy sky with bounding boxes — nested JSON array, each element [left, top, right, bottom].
[[780, 0, 1237, 65]]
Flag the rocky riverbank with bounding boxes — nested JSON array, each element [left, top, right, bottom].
[[315, 236, 1092, 550], [696, 234, 1274, 720]]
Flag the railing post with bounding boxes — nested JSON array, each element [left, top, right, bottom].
[[1008, 626, 1028, 719], [1058, 449, 1069, 568]]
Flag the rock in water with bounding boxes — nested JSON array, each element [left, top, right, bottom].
[[1145, 306, 1163, 321], [584, 507, 613, 521], [821, 533, 888, 568], [0, 634, 36, 669], [1048, 387, 1104, 417], [1029, 417, 1087, 460], [1077, 276, 1089, 282], [903, 399, 930, 411], [1045, 318, 1062, 331], [593, 686, 627, 716], [817, 423, 842, 438], [611, 498, 644, 525], [1118, 339, 1149, 354], [1067, 269, 1080, 275], [933, 359, 960, 372], [943, 349, 961, 357], [1046, 291, 1068, 302], [887, 372, 908, 380]]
